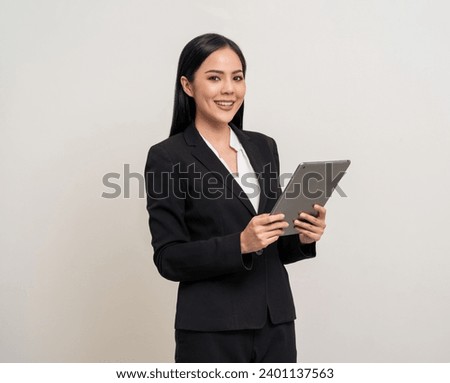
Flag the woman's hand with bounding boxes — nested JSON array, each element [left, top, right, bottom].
[[240, 213, 289, 254], [294, 204, 327, 244]]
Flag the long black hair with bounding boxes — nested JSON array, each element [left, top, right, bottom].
[[169, 33, 247, 137]]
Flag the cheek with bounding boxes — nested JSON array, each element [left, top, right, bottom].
[[238, 83, 246, 98], [194, 93, 214, 109], [191, 82, 217, 102]]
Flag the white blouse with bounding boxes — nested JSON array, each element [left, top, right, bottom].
[[199, 126, 261, 213]]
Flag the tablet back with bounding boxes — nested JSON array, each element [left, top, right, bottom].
[[271, 160, 351, 236]]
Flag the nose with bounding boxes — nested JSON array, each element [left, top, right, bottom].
[[221, 77, 234, 94]]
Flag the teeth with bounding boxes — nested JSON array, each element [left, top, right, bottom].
[[216, 101, 234, 106]]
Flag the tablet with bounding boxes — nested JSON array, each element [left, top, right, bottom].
[[271, 160, 351, 236]]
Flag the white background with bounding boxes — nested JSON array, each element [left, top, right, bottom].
[[1, 0, 449, 362]]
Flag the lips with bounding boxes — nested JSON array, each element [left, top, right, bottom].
[[214, 100, 235, 107]]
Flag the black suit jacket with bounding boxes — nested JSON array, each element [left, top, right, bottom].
[[144, 123, 316, 331]]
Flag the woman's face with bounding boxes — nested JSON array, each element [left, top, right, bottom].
[[181, 47, 246, 129]]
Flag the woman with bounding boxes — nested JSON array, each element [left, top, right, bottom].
[[144, 33, 326, 363]]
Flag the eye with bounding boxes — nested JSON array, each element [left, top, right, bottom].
[[234, 75, 244, 81], [208, 76, 220, 81]]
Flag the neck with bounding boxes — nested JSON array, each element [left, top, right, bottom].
[[195, 119, 230, 146]]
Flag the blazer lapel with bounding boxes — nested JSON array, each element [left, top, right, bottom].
[[231, 125, 269, 214], [184, 123, 258, 216]]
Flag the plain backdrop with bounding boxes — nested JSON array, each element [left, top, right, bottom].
[[1, 0, 449, 362]]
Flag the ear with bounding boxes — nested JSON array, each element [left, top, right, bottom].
[[180, 76, 194, 97]]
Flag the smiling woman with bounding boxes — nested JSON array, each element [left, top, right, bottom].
[[144, 33, 326, 363], [179, 47, 246, 174], [180, 48, 246, 135], [170, 34, 248, 137]]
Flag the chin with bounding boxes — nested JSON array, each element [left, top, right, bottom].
[[210, 115, 235, 126]]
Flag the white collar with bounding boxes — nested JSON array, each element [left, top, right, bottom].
[[228, 126, 244, 152], [199, 125, 243, 154]]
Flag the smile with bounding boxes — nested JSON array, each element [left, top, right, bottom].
[[214, 101, 235, 107]]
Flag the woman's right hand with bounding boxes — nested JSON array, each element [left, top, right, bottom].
[[240, 213, 289, 254]]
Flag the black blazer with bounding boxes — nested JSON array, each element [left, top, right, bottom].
[[144, 123, 316, 331]]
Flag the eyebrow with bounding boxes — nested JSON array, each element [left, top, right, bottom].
[[204, 69, 244, 74]]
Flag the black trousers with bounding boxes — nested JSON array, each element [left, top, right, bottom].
[[174, 312, 297, 363]]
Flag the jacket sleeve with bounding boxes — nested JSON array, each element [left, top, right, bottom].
[[144, 144, 253, 282], [269, 138, 317, 264]]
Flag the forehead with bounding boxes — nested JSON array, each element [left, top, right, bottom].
[[199, 47, 243, 71]]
